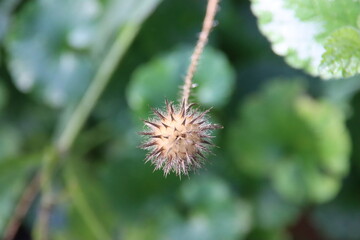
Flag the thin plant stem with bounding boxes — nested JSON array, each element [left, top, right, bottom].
[[3, 174, 40, 240], [64, 162, 111, 240], [34, 23, 141, 240], [182, 0, 219, 106], [57, 23, 140, 153], [34, 148, 57, 240]]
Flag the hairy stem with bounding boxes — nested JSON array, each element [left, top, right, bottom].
[[182, 0, 219, 105]]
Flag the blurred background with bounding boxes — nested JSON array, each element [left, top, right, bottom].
[[1, 0, 360, 239]]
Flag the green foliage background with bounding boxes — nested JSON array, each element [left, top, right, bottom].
[[1, 0, 360, 239]]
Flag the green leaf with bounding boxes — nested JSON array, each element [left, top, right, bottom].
[[320, 27, 360, 78], [0, 123, 21, 159], [251, 0, 360, 79], [179, 175, 232, 210], [254, 186, 300, 230], [126, 46, 235, 118], [0, 154, 41, 235], [228, 79, 351, 203], [322, 74, 360, 113], [0, 81, 8, 112], [120, 175, 253, 240], [0, 0, 20, 41], [272, 159, 341, 203], [312, 199, 360, 240], [63, 160, 116, 240], [5, 0, 161, 107], [173, 175, 252, 240], [247, 229, 291, 240]]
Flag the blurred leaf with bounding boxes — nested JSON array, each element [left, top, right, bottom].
[[168, 175, 252, 240], [5, 0, 161, 107], [118, 174, 252, 240], [0, 154, 41, 235], [320, 27, 360, 78], [247, 229, 291, 240], [194, 48, 236, 108], [0, 0, 20, 41], [180, 175, 232, 210], [0, 123, 21, 159], [5, 0, 97, 107], [254, 186, 300, 230], [121, 202, 180, 240], [251, 0, 360, 79], [312, 199, 360, 240], [322, 74, 360, 113], [126, 46, 235, 117], [54, 203, 106, 240], [228, 79, 350, 203], [347, 91, 360, 170], [0, 81, 8, 111], [63, 159, 117, 240]]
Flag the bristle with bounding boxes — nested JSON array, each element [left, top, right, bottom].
[[151, 135, 162, 139], [180, 100, 186, 117], [145, 152, 157, 163], [199, 134, 215, 138], [181, 118, 186, 125], [188, 111, 197, 119], [152, 108, 166, 120], [196, 151, 206, 159], [181, 161, 186, 173], [201, 140, 212, 145], [185, 152, 192, 164], [138, 131, 154, 136], [140, 141, 157, 149], [211, 124, 223, 129], [200, 124, 222, 130], [189, 108, 212, 124], [186, 103, 197, 113], [197, 120, 206, 126], [144, 120, 160, 129], [165, 100, 173, 117], [195, 143, 211, 152], [153, 147, 164, 156], [145, 148, 163, 162], [169, 102, 175, 114]]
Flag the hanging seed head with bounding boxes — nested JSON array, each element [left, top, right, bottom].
[[139, 100, 222, 176]]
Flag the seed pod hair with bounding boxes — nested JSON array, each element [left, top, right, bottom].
[[140, 0, 221, 176], [140, 100, 222, 176]]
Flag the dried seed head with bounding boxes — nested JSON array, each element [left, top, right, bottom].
[[140, 100, 222, 176]]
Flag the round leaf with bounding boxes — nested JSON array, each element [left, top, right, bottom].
[[126, 46, 235, 117], [251, 0, 360, 79], [228, 79, 351, 203]]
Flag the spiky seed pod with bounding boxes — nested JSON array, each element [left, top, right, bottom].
[[139, 100, 222, 176]]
